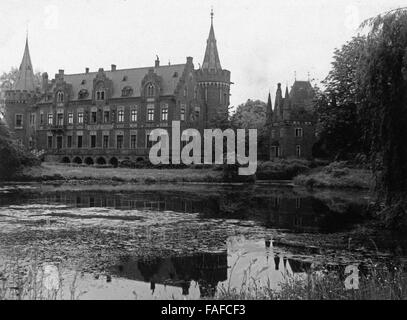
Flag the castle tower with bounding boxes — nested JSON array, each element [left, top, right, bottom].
[[274, 83, 283, 121], [196, 9, 231, 127], [282, 86, 291, 120], [4, 36, 38, 147]]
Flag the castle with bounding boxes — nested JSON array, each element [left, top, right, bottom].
[[266, 80, 317, 160], [4, 11, 231, 166]]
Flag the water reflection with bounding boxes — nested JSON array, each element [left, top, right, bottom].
[[0, 185, 369, 233]]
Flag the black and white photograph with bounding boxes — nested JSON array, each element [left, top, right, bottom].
[[1, 0, 407, 306]]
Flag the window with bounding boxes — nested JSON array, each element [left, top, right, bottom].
[[91, 111, 97, 123], [15, 114, 23, 128], [48, 114, 53, 125], [77, 135, 83, 148], [131, 109, 137, 122], [103, 111, 110, 123], [68, 113, 74, 124], [57, 91, 64, 103], [78, 89, 89, 99], [146, 83, 155, 97], [183, 87, 187, 97], [118, 110, 124, 122], [67, 136, 72, 148], [103, 135, 109, 149], [147, 105, 154, 121], [161, 106, 168, 121], [295, 128, 303, 138], [40, 113, 44, 125], [78, 112, 84, 124], [90, 135, 96, 148], [116, 135, 123, 149], [130, 134, 137, 149], [296, 145, 301, 158], [30, 113, 35, 126], [180, 105, 185, 121], [121, 86, 133, 97], [57, 136, 62, 149], [271, 130, 276, 139], [57, 113, 64, 126], [96, 90, 105, 101], [146, 132, 153, 148], [47, 136, 53, 149]]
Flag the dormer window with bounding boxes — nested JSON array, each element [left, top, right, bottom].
[[173, 72, 178, 78], [56, 91, 64, 103], [81, 79, 86, 85], [96, 89, 105, 101], [146, 83, 155, 97], [78, 89, 89, 99], [121, 86, 133, 97], [122, 76, 128, 81]]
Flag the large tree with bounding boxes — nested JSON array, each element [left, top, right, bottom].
[[357, 8, 407, 228], [314, 36, 367, 159]]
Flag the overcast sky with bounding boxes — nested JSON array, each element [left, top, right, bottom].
[[0, 0, 405, 108]]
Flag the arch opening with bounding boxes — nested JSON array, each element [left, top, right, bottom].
[[72, 157, 82, 164], [84, 157, 94, 165]]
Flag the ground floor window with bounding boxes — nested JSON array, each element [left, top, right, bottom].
[[77, 136, 83, 148], [130, 134, 137, 149], [116, 135, 123, 149], [103, 135, 109, 149], [91, 135, 96, 148], [67, 136, 72, 148], [47, 136, 53, 149], [296, 145, 301, 158], [271, 146, 280, 157], [56, 136, 62, 149]]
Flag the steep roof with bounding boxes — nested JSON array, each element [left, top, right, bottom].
[[289, 80, 314, 106], [202, 12, 222, 71], [50, 64, 186, 101], [14, 37, 36, 92]]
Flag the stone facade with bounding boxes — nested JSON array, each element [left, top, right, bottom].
[[267, 81, 316, 160], [4, 13, 231, 166]]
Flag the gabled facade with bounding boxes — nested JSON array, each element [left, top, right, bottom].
[[4, 12, 231, 166], [269, 80, 316, 160]]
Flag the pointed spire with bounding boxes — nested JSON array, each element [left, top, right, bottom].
[[202, 9, 222, 71], [266, 91, 273, 124], [285, 85, 289, 99], [14, 37, 35, 91]]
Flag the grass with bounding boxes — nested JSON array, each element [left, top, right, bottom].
[[17, 163, 224, 184], [216, 264, 407, 300], [256, 159, 312, 180], [294, 161, 374, 189]]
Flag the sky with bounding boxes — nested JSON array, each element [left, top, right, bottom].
[[0, 0, 405, 108]]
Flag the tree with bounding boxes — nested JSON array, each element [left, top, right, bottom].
[[230, 99, 269, 160], [314, 36, 367, 159], [357, 8, 407, 228]]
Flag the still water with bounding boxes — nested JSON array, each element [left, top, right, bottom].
[[0, 182, 397, 299]]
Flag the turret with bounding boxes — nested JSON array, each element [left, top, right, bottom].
[[196, 9, 231, 127], [274, 83, 283, 121], [282, 86, 291, 120]]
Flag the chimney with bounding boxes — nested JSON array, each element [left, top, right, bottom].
[[186, 56, 193, 64], [59, 69, 64, 75], [155, 55, 160, 68], [111, 64, 116, 71], [42, 73, 49, 92], [85, 67, 89, 74]]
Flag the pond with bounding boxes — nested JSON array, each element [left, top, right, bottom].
[[0, 182, 404, 299]]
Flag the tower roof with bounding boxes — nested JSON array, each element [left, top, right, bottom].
[[202, 9, 222, 71], [14, 37, 36, 91]]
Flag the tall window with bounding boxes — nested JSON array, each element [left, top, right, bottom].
[[131, 109, 137, 122], [67, 136, 72, 148], [96, 89, 105, 101], [30, 113, 35, 126], [116, 135, 124, 149], [57, 113, 64, 126], [183, 87, 187, 97], [90, 135, 96, 148], [118, 110, 124, 122], [103, 111, 110, 123], [103, 135, 109, 149], [15, 114, 23, 128], [57, 91, 64, 103], [146, 132, 153, 148], [161, 106, 168, 121], [295, 128, 303, 138], [40, 113, 44, 125], [130, 134, 137, 149], [91, 111, 97, 123], [147, 105, 154, 121], [56, 136, 62, 149], [78, 112, 84, 124], [77, 135, 83, 148], [296, 145, 301, 158], [47, 136, 53, 149], [68, 113, 74, 124], [180, 106, 185, 121], [48, 114, 53, 125], [146, 83, 155, 97]]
